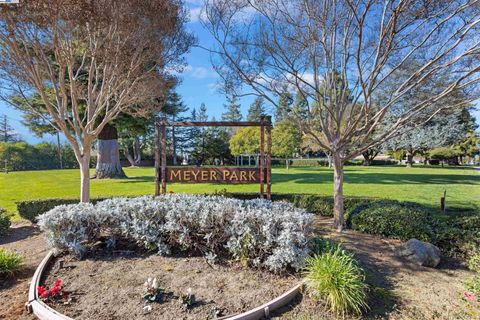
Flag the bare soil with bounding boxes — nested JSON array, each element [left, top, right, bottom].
[[42, 249, 299, 320], [273, 218, 480, 320], [1, 218, 478, 320], [0, 222, 47, 320]]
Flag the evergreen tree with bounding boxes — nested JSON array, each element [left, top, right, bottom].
[[452, 108, 480, 163], [198, 103, 208, 122], [0, 115, 19, 142], [222, 95, 242, 122], [161, 91, 190, 165], [292, 90, 309, 118], [246, 97, 266, 121], [275, 85, 293, 124]]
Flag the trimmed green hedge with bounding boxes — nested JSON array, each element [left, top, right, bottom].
[[17, 198, 107, 223], [215, 191, 378, 217], [0, 208, 11, 236], [17, 193, 377, 223], [346, 200, 439, 242], [436, 212, 480, 259]]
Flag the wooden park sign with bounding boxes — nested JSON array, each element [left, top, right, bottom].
[[155, 117, 272, 199], [167, 167, 267, 184]]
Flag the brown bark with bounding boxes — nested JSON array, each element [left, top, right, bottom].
[[406, 152, 414, 168], [79, 153, 91, 203], [333, 155, 345, 232], [92, 125, 126, 179]]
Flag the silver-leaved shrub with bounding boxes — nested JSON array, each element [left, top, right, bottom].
[[37, 194, 314, 272]]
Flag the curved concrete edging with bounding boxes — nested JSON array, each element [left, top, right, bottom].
[[26, 250, 74, 320], [27, 250, 304, 320]]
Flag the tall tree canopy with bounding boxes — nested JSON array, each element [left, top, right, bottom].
[[222, 94, 243, 122], [0, 0, 194, 201], [204, 0, 480, 230], [246, 96, 266, 121]]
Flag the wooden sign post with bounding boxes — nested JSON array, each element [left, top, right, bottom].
[[155, 117, 273, 199]]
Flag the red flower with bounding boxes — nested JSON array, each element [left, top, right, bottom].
[[50, 286, 60, 296], [37, 286, 46, 295], [54, 279, 62, 287], [41, 291, 49, 298], [464, 291, 477, 302]]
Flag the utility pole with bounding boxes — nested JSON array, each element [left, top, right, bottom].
[[1, 115, 8, 142], [56, 131, 63, 169]]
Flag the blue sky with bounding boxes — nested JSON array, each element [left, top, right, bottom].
[[1, 0, 479, 143]]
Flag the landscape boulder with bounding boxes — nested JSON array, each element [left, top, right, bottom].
[[395, 239, 441, 268]]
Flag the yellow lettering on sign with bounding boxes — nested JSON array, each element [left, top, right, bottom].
[[191, 170, 200, 180], [240, 171, 247, 181], [210, 171, 218, 180], [249, 171, 256, 180], [183, 170, 191, 180], [170, 170, 181, 181], [230, 171, 238, 181], [223, 170, 230, 180], [201, 170, 209, 181]]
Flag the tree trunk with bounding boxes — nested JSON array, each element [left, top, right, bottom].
[[56, 131, 63, 169], [79, 153, 91, 203], [327, 152, 333, 168], [406, 148, 414, 168], [92, 124, 126, 179], [333, 155, 345, 232], [124, 148, 136, 167], [172, 126, 177, 166], [285, 156, 289, 172]]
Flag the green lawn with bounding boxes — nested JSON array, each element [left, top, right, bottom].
[[1, 165, 479, 220]]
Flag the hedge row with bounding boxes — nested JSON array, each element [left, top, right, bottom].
[[0, 208, 11, 236], [17, 193, 375, 223], [17, 193, 477, 260], [17, 198, 108, 223], [272, 158, 398, 167]]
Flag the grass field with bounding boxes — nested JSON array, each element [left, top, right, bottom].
[[1, 165, 479, 220]]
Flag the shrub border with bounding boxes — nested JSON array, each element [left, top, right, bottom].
[[26, 250, 304, 320]]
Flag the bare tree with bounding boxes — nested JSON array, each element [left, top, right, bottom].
[[0, 0, 194, 202], [203, 0, 480, 231]]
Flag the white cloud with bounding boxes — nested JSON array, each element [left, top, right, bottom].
[[188, 6, 205, 23], [182, 65, 218, 79]]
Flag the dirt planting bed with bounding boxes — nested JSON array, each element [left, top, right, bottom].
[[40, 248, 300, 320]]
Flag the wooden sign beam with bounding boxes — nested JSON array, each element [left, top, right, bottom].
[[161, 121, 270, 127]]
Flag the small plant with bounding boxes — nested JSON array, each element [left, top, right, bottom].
[[143, 277, 164, 303], [179, 288, 196, 311], [37, 279, 69, 303], [468, 252, 480, 273], [208, 306, 226, 319], [303, 245, 369, 315], [464, 276, 480, 301], [0, 208, 11, 236], [0, 249, 24, 277]]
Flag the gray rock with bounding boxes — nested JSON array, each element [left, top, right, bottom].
[[395, 239, 441, 268]]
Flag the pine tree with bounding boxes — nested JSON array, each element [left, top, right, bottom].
[[199, 103, 208, 122], [221, 95, 242, 122], [162, 91, 190, 165], [275, 85, 293, 124], [247, 97, 266, 121], [0, 115, 18, 142]]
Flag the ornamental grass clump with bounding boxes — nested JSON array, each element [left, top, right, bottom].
[[0, 249, 24, 277], [303, 245, 368, 316]]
